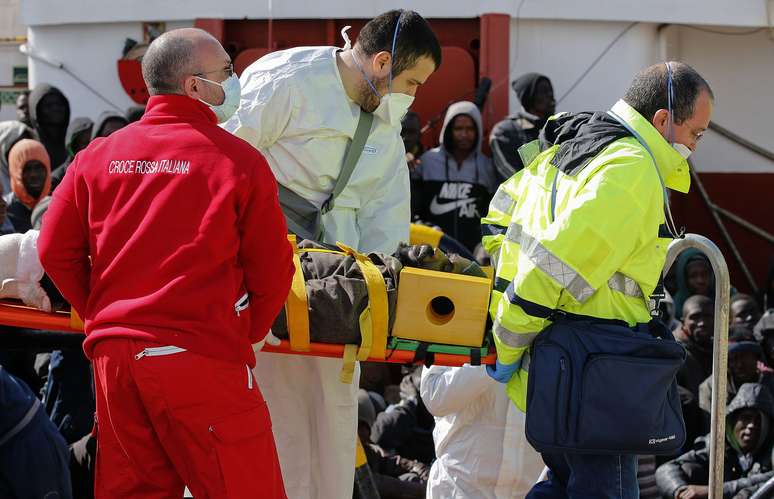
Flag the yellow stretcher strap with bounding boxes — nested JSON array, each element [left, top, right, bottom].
[[337, 242, 389, 360], [355, 436, 369, 467], [285, 236, 311, 352], [339, 344, 358, 384], [409, 223, 443, 248], [357, 308, 373, 362], [69, 308, 84, 330]]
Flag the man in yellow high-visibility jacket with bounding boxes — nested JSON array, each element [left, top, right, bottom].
[[481, 62, 713, 498]]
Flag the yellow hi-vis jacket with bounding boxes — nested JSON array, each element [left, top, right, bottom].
[[481, 100, 691, 410]]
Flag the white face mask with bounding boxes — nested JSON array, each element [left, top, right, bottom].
[[373, 93, 415, 128], [196, 73, 241, 123], [672, 142, 692, 160]]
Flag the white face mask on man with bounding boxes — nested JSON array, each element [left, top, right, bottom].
[[672, 142, 692, 160], [196, 73, 241, 123]]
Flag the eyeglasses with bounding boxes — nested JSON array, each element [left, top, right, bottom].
[[194, 63, 234, 78]]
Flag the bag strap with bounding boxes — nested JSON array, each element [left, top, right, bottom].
[[321, 109, 374, 215]]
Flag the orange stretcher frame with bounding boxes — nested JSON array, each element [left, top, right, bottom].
[[0, 299, 495, 367]]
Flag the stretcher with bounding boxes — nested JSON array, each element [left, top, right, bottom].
[[0, 236, 496, 370], [0, 298, 495, 368]]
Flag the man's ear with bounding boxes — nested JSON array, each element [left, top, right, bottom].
[[652, 109, 670, 135], [182, 76, 199, 99], [371, 51, 392, 76]]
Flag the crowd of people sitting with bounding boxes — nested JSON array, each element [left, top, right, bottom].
[[0, 83, 142, 498], [0, 72, 773, 498]]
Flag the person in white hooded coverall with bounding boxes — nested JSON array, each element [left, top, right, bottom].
[[420, 365, 545, 498], [222, 10, 441, 499]]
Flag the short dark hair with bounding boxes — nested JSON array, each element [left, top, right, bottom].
[[142, 35, 195, 95], [623, 61, 713, 124], [356, 10, 442, 77]]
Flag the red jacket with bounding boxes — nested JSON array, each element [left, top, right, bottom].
[[38, 95, 294, 366]]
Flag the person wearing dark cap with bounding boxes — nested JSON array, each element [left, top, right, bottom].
[[488, 73, 556, 181], [699, 326, 774, 415], [50, 117, 93, 192]]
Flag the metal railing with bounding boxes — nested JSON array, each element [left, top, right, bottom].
[[663, 234, 730, 499]]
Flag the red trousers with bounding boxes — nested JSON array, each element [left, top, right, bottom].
[[91, 338, 286, 499]]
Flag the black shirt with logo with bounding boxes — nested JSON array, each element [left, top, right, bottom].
[[411, 150, 497, 253]]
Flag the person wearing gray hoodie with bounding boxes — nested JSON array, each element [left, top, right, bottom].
[[412, 101, 497, 253]]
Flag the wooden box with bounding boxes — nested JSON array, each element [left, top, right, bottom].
[[392, 267, 492, 347]]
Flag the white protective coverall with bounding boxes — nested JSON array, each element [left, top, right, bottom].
[[420, 365, 545, 499], [223, 45, 410, 499]]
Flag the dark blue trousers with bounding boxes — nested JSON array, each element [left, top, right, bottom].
[[527, 452, 639, 499]]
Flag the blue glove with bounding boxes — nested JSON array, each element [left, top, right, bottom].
[[486, 359, 520, 383]]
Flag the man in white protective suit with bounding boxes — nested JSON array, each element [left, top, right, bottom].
[[223, 10, 441, 498], [421, 365, 546, 498]]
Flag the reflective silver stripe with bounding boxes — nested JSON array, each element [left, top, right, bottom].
[[608, 272, 644, 299], [491, 250, 500, 269], [521, 231, 596, 303], [521, 352, 531, 372], [490, 189, 515, 215], [493, 322, 539, 349], [0, 397, 40, 446], [505, 221, 523, 244]]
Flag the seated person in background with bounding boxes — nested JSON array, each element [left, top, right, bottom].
[[731, 294, 763, 331], [489, 73, 555, 182], [91, 111, 128, 139], [50, 117, 92, 192], [0, 120, 36, 196], [412, 101, 498, 253], [401, 111, 424, 172], [656, 383, 774, 499], [755, 310, 774, 369], [699, 326, 774, 415], [125, 105, 145, 123], [673, 249, 715, 321], [420, 364, 544, 498], [357, 389, 428, 499], [3, 139, 51, 234], [676, 295, 716, 398], [371, 366, 435, 465], [675, 294, 716, 449]]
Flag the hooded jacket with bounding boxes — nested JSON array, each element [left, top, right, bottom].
[[489, 110, 545, 182], [28, 84, 70, 170], [0, 121, 37, 195], [413, 101, 498, 252], [91, 111, 128, 139], [656, 383, 774, 498], [673, 248, 716, 320], [3, 139, 51, 233], [481, 100, 690, 410], [50, 117, 94, 192], [37, 94, 294, 367]]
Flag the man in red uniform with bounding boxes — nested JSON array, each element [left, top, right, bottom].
[[38, 28, 293, 498]]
